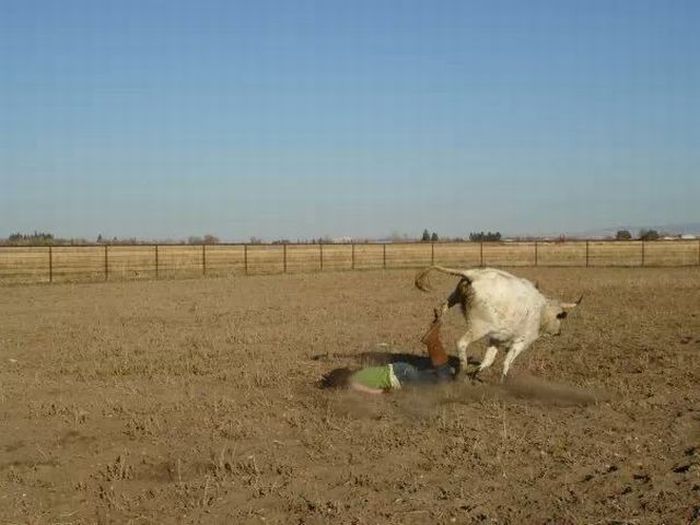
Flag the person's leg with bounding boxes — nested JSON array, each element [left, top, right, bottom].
[[421, 320, 455, 382], [433, 363, 453, 382], [391, 362, 438, 386], [421, 319, 449, 368]]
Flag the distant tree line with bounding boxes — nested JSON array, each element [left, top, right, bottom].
[[2, 231, 91, 246], [420, 230, 507, 242], [2, 229, 685, 247], [7, 231, 55, 244], [187, 234, 220, 245], [421, 229, 439, 242], [638, 229, 660, 241], [469, 231, 502, 242], [1, 232, 225, 246], [615, 229, 660, 241]]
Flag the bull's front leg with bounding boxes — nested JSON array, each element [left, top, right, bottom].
[[456, 331, 474, 379], [501, 340, 527, 381], [466, 339, 500, 382]]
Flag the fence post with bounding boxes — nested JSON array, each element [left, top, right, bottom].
[[479, 242, 484, 267], [319, 243, 323, 271], [641, 241, 645, 267], [155, 245, 159, 278], [383, 244, 387, 269], [698, 239, 700, 266], [431, 242, 435, 266], [244, 244, 248, 274], [283, 244, 287, 273], [585, 241, 589, 267], [351, 243, 355, 270], [202, 244, 206, 275], [104, 245, 109, 281], [534, 241, 538, 266]]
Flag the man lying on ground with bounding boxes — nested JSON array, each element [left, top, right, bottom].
[[319, 315, 456, 394]]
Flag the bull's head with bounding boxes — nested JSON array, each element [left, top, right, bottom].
[[541, 295, 582, 336]]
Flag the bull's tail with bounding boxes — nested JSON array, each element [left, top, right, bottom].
[[414, 265, 471, 292]]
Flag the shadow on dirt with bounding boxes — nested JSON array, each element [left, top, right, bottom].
[[311, 349, 464, 371], [502, 374, 609, 406], [433, 373, 608, 408]]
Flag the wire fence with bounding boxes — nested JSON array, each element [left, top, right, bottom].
[[0, 239, 698, 285]]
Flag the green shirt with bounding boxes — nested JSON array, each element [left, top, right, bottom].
[[350, 365, 399, 391]]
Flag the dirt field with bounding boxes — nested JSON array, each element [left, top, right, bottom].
[[1, 267, 698, 524]]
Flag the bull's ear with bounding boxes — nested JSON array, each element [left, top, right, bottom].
[[560, 294, 583, 309]]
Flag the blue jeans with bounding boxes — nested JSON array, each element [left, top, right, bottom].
[[391, 362, 453, 386]]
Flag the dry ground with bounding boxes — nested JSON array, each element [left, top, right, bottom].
[[0, 267, 698, 524]]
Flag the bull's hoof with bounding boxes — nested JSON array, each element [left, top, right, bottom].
[[453, 368, 469, 382], [455, 362, 484, 383], [465, 370, 483, 383]]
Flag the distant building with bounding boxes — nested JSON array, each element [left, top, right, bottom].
[[680, 234, 697, 240]]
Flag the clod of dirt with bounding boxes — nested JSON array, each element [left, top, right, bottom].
[[672, 464, 691, 473], [632, 473, 651, 483]]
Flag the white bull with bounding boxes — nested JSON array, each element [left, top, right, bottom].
[[415, 266, 581, 380]]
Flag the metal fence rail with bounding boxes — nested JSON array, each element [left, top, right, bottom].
[[0, 240, 698, 285]]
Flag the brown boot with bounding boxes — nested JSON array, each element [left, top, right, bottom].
[[421, 320, 448, 368]]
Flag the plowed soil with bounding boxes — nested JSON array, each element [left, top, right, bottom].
[[1, 267, 698, 524]]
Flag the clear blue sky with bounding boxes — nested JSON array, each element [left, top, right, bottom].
[[1, 0, 698, 241]]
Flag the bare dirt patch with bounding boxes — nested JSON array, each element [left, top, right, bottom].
[[1, 268, 698, 524]]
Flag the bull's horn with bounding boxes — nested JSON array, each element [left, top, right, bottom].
[[560, 294, 583, 309]]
